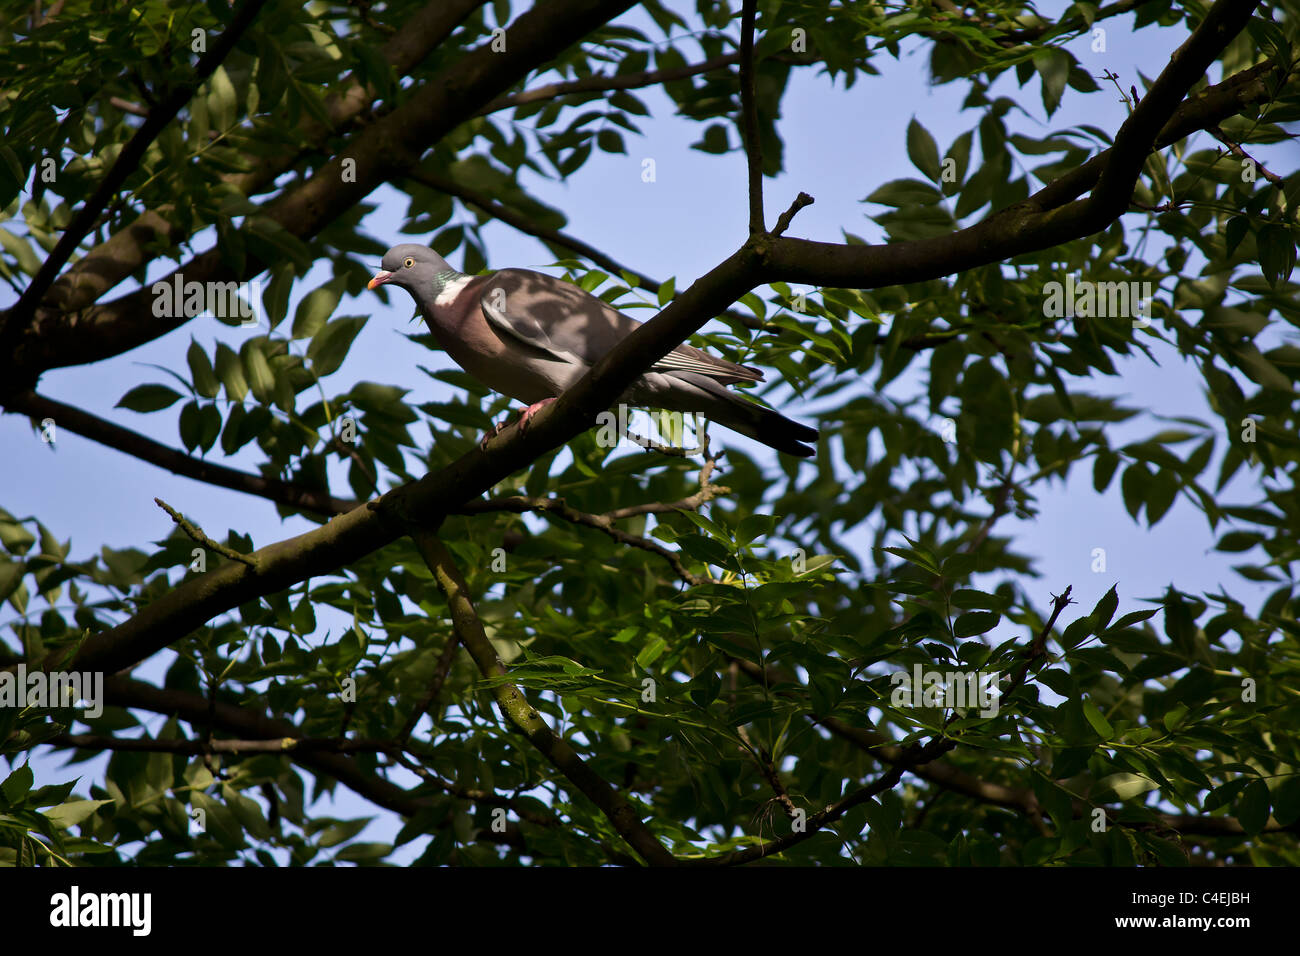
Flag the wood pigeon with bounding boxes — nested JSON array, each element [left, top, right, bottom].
[[367, 244, 818, 457]]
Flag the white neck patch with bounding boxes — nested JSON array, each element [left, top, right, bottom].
[[433, 274, 474, 308]]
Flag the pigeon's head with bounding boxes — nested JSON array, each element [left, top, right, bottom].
[[367, 244, 457, 295]]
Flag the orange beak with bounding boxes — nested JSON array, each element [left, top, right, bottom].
[[367, 270, 394, 290]]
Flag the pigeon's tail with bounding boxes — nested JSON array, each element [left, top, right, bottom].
[[687, 376, 818, 458]]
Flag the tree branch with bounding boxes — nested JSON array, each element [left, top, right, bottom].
[[1088, 0, 1262, 224], [411, 531, 677, 865]]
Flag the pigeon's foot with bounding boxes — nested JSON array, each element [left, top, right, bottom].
[[479, 417, 509, 451], [517, 397, 556, 432], [479, 398, 557, 449]]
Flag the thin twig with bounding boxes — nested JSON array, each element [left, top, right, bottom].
[[1004, 585, 1075, 695], [739, 0, 764, 235], [396, 632, 462, 745], [1209, 124, 1287, 189], [154, 497, 257, 568], [771, 191, 814, 237]]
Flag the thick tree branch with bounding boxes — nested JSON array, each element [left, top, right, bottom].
[[1089, 1, 1262, 222]]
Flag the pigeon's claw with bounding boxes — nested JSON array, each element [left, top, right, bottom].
[[479, 398, 556, 449], [517, 397, 557, 432], [479, 417, 508, 450]]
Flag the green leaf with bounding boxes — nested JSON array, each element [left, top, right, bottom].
[[1096, 772, 1158, 801], [1235, 779, 1271, 834], [293, 280, 343, 339], [596, 129, 625, 154], [863, 178, 944, 207], [1, 764, 33, 805], [1273, 776, 1300, 826], [214, 343, 249, 402], [1216, 531, 1263, 552], [735, 513, 775, 548], [1120, 463, 1149, 520], [242, 340, 277, 404], [1033, 49, 1071, 116], [263, 267, 295, 327], [1093, 448, 1119, 492], [179, 400, 202, 453], [208, 65, 238, 129], [1082, 699, 1112, 738], [116, 384, 183, 413], [1161, 703, 1188, 732], [187, 341, 220, 399], [657, 277, 675, 308], [953, 611, 1000, 638], [1224, 216, 1249, 256], [42, 799, 112, 829], [906, 117, 942, 181], [635, 636, 666, 668], [1109, 608, 1158, 630], [308, 316, 367, 376], [692, 123, 729, 154], [1257, 223, 1296, 288], [1090, 585, 1118, 631]]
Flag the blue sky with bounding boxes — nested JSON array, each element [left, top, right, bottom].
[[1, 3, 1288, 862]]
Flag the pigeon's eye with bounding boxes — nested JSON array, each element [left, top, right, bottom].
[[403, 257, 414, 269]]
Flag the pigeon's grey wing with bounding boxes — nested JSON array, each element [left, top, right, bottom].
[[479, 269, 763, 384]]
